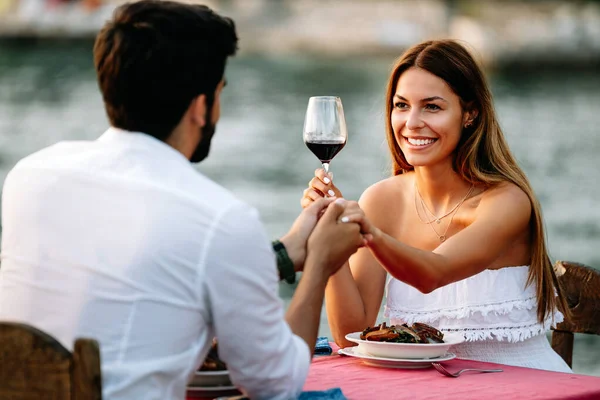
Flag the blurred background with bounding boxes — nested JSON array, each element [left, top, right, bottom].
[[1, 0, 599, 375]]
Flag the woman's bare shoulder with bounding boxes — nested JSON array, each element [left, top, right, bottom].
[[359, 173, 412, 208], [479, 181, 532, 217], [482, 181, 530, 203]]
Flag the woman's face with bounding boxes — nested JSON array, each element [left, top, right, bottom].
[[391, 67, 468, 168]]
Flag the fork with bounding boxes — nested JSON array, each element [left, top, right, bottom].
[[432, 362, 503, 377]]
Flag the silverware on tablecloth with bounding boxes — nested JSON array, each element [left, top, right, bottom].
[[432, 362, 503, 377]]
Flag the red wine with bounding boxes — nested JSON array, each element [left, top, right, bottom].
[[305, 140, 346, 163]]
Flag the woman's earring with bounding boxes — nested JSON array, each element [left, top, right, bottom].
[[464, 121, 472, 128]]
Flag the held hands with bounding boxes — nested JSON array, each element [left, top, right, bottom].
[[280, 196, 377, 272], [305, 198, 366, 277], [280, 197, 338, 272], [284, 168, 380, 276], [300, 168, 379, 241]]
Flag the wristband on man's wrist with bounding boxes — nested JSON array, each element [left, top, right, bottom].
[[272, 240, 296, 284]]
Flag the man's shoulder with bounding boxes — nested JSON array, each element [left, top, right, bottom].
[[9, 139, 256, 221], [14, 141, 93, 168], [185, 172, 251, 214]]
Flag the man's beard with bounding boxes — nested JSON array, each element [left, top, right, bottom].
[[189, 119, 216, 164]]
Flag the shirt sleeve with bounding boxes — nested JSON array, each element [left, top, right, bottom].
[[202, 202, 311, 400]]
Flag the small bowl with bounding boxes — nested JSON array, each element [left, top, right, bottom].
[[189, 370, 231, 387]]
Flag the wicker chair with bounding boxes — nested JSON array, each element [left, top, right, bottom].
[[551, 260, 600, 368], [0, 322, 102, 399]]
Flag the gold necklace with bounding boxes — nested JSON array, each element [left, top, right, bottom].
[[423, 200, 460, 242], [414, 184, 474, 242], [414, 184, 474, 224], [414, 188, 440, 225]]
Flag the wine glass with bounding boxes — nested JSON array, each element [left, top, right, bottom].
[[303, 96, 348, 175]]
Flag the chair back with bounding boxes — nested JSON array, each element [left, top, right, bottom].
[[551, 260, 600, 368], [0, 322, 101, 399]]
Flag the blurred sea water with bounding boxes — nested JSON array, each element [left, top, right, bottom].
[[0, 41, 599, 376]]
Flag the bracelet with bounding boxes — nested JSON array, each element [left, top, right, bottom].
[[272, 240, 296, 284]]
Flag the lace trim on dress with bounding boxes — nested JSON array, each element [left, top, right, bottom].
[[385, 295, 538, 320], [385, 296, 564, 343], [384, 266, 564, 342], [442, 319, 559, 343]]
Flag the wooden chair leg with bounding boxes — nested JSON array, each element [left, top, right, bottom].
[[551, 330, 574, 368], [72, 339, 102, 400]]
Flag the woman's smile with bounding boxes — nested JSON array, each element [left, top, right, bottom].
[[404, 136, 438, 149]]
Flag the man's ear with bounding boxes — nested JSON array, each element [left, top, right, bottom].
[[190, 94, 207, 127]]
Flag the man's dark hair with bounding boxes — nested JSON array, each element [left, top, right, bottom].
[[93, 0, 238, 141]]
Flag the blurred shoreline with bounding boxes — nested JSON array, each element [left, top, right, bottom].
[[1, 0, 600, 70]]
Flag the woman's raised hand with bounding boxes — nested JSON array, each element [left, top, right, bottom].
[[301, 168, 344, 209]]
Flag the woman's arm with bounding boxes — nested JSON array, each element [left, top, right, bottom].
[[357, 182, 532, 293], [325, 249, 387, 347], [324, 188, 392, 347]]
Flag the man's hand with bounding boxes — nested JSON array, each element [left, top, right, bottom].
[[280, 197, 336, 272]]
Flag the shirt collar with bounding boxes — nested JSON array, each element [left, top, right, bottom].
[[98, 127, 191, 166]]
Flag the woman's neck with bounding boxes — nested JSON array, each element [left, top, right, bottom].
[[413, 164, 473, 216]]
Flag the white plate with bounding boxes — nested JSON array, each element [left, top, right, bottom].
[[339, 347, 456, 369], [345, 331, 464, 359], [189, 370, 231, 387]]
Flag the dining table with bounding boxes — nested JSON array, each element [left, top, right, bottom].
[[187, 342, 600, 400]]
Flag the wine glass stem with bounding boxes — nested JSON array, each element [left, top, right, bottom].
[[322, 162, 330, 174]]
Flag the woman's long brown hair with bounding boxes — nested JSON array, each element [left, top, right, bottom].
[[384, 39, 569, 324]]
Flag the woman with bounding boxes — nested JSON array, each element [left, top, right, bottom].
[[301, 39, 571, 372]]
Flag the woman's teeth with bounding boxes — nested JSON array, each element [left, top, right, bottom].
[[407, 138, 435, 146]]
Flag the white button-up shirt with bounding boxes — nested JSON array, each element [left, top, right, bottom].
[[0, 127, 310, 400]]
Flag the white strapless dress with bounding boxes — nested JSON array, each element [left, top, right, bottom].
[[384, 266, 572, 373]]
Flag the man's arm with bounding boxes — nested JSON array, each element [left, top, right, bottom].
[[284, 199, 365, 351], [204, 199, 363, 399], [204, 204, 311, 400]]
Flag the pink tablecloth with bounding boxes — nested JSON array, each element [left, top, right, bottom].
[[304, 345, 600, 400], [188, 344, 600, 400]]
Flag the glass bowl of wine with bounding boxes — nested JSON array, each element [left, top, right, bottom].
[[303, 96, 348, 174]]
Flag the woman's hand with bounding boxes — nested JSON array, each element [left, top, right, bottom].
[[301, 168, 344, 209], [338, 201, 380, 244]]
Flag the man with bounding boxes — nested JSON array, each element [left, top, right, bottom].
[[0, 1, 366, 399]]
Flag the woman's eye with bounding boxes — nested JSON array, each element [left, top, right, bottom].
[[425, 104, 441, 111], [394, 102, 409, 109]]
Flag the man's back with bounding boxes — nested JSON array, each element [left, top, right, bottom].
[[0, 128, 309, 399]]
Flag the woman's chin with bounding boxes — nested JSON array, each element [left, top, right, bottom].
[[404, 151, 452, 169], [405, 155, 431, 167]]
